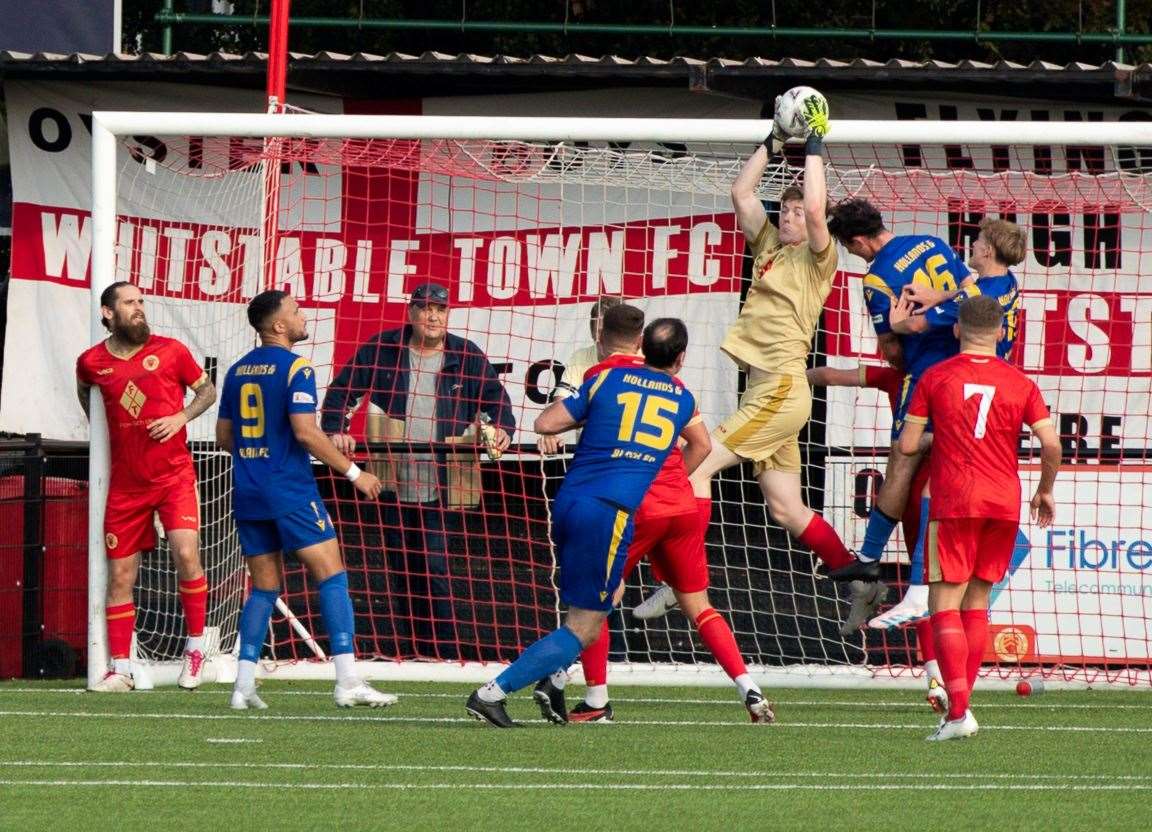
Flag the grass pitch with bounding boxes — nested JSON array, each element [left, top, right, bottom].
[[0, 680, 1149, 831]]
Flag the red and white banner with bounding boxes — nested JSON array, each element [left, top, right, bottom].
[[3, 81, 1150, 454]]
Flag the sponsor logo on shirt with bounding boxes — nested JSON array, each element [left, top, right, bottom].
[[293, 391, 315, 404], [142, 355, 160, 371], [97, 367, 114, 376], [119, 380, 146, 417]]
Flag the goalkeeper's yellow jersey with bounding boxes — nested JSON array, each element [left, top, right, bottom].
[[720, 218, 837, 377]]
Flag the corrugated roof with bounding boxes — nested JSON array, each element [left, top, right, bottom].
[[1, 49, 1147, 100]]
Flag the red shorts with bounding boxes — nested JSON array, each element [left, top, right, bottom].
[[104, 477, 200, 560], [926, 517, 1018, 584], [622, 510, 709, 593]]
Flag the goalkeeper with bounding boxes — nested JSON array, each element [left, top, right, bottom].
[[687, 94, 881, 624]]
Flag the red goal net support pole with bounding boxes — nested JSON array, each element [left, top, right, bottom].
[[260, 0, 291, 291]]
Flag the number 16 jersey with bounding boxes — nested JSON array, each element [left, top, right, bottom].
[[219, 345, 322, 521], [560, 361, 697, 512], [905, 352, 1051, 522]]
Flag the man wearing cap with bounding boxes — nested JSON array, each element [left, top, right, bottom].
[[321, 283, 515, 660]]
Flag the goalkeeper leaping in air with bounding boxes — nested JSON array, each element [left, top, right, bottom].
[[687, 93, 884, 624]]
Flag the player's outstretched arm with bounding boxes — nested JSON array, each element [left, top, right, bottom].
[[215, 417, 234, 453], [731, 145, 771, 245], [1030, 421, 1061, 528], [290, 412, 383, 499], [807, 366, 866, 388], [898, 420, 925, 457], [803, 139, 831, 255]]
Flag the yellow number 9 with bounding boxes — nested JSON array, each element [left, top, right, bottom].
[[239, 382, 265, 438]]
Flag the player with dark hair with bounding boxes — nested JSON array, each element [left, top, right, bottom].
[[466, 306, 700, 727], [688, 109, 870, 626], [901, 295, 1059, 740], [825, 197, 972, 623], [536, 316, 774, 724], [218, 290, 395, 710], [77, 282, 217, 692]]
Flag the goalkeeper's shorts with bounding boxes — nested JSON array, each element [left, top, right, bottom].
[[552, 492, 634, 612], [714, 369, 810, 475]]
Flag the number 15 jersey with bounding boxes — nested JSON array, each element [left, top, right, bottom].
[[560, 362, 698, 512], [219, 345, 322, 521], [905, 352, 1051, 522]]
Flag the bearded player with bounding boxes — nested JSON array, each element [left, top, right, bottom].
[[535, 317, 774, 724], [76, 282, 216, 692], [900, 296, 1059, 740], [688, 97, 876, 626], [217, 290, 396, 710]]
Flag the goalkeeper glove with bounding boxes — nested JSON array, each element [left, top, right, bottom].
[[801, 95, 830, 139], [762, 122, 789, 156]]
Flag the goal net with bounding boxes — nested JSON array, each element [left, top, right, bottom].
[[88, 113, 1152, 688]]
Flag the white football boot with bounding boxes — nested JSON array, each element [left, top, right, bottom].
[[334, 680, 398, 708], [633, 584, 679, 620], [178, 649, 205, 690], [229, 687, 268, 710], [868, 584, 930, 629], [90, 670, 134, 693], [926, 709, 978, 742]]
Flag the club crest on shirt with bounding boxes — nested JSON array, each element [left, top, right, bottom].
[[105, 533, 118, 551], [142, 355, 160, 371]]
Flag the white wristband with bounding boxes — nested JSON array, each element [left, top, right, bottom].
[[344, 463, 362, 482]]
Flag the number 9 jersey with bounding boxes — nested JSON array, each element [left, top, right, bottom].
[[219, 345, 323, 521], [559, 362, 699, 512]]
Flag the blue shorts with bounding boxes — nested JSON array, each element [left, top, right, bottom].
[[552, 492, 634, 612], [891, 373, 932, 440], [236, 501, 337, 557]]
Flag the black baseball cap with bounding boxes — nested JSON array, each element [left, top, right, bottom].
[[410, 283, 450, 307]]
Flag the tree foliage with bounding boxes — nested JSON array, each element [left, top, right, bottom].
[[123, 0, 1152, 65]]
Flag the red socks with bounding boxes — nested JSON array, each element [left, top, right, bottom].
[[915, 617, 936, 663], [931, 610, 970, 721], [579, 618, 611, 687], [961, 608, 989, 694], [106, 602, 135, 659], [798, 513, 854, 570], [179, 575, 209, 638], [695, 608, 748, 681]]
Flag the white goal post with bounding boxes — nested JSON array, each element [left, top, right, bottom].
[[88, 111, 1152, 691]]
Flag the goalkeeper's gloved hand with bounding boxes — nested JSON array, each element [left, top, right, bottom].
[[801, 95, 830, 139], [762, 122, 789, 156]]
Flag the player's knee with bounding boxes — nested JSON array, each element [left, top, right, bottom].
[[765, 495, 807, 532]]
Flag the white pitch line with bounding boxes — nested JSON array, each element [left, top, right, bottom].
[[4, 760, 1152, 782], [204, 739, 263, 744], [0, 688, 1146, 711], [2, 778, 1151, 792], [1, 709, 1151, 733]]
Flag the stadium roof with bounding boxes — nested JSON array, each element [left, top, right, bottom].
[[1, 49, 1149, 101]]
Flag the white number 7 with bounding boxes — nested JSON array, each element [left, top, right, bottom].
[[963, 383, 996, 439]]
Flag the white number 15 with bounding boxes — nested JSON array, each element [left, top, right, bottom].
[[963, 383, 996, 439]]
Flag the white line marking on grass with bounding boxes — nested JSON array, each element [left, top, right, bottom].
[[3, 779, 1152, 792], [204, 739, 263, 744], [5, 761, 1152, 782], [2, 709, 1151, 733], [1, 688, 1146, 712]]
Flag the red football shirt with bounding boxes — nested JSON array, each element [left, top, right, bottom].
[[77, 335, 206, 492], [582, 353, 700, 519], [860, 364, 904, 414], [905, 352, 1051, 521]]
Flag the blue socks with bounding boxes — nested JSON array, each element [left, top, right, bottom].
[[493, 626, 584, 696], [238, 587, 279, 663], [910, 496, 930, 585], [317, 571, 356, 656], [860, 507, 900, 562]]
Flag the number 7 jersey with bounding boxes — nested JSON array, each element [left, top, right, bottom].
[[219, 345, 323, 521], [560, 360, 698, 512], [905, 352, 1052, 522]]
